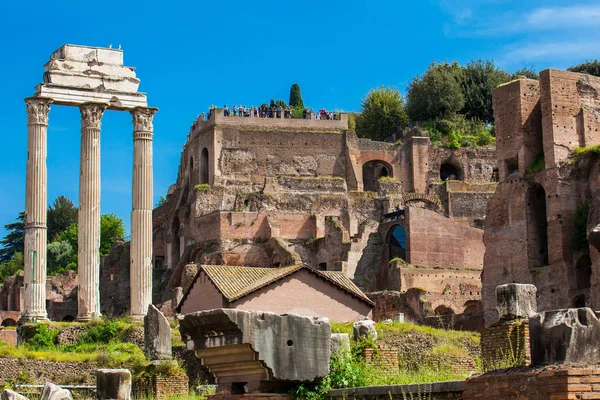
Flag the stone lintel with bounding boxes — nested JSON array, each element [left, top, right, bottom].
[[34, 84, 148, 110]]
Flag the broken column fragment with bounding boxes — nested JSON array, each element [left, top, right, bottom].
[[496, 283, 537, 321], [179, 309, 331, 393], [353, 318, 377, 341], [96, 369, 131, 400], [0, 390, 28, 400], [529, 307, 600, 365], [144, 304, 172, 361], [39, 383, 72, 400]]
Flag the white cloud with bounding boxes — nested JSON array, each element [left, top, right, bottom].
[[526, 5, 600, 28], [500, 40, 600, 65]]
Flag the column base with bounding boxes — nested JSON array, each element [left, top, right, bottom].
[[18, 314, 49, 324], [75, 313, 101, 323], [130, 314, 145, 322]]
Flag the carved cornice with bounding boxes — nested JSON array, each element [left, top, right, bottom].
[[25, 98, 52, 125], [80, 103, 107, 129], [131, 107, 158, 132]]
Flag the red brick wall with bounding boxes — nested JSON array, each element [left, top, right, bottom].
[[361, 346, 399, 370], [406, 207, 484, 269], [480, 320, 530, 370], [0, 329, 17, 346], [463, 368, 600, 399]]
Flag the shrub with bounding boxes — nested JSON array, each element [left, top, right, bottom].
[[573, 200, 590, 252], [24, 324, 59, 350], [526, 153, 545, 174], [447, 130, 461, 149], [436, 119, 456, 136]]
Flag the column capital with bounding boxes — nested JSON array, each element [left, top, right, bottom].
[[25, 97, 52, 125], [80, 103, 107, 129], [131, 107, 158, 133]]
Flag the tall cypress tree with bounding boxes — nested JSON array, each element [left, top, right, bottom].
[[289, 83, 304, 108]]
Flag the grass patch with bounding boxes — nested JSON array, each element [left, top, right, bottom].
[[573, 145, 600, 156], [194, 184, 211, 192]]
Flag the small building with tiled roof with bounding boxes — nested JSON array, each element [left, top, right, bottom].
[[176, 264, 374, 322]]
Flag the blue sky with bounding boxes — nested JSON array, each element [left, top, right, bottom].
[[0, 0, 598, 239]]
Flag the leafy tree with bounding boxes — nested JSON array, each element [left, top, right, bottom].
[[47, 241, 75, 275], [275, 99, 287, 108], [59, 213, 126, 264], [461, 60, 511, 123], [568, 60, 600, 77], [47, 195, 78, 242], [0, 212, 25, 263], [100, 214, 126, 256], [407, 62, 465, 122], [355, 86, 408, 141], [289, 83, 305, 109], [512, 67, 539, 80], [0, 252, 24, 283]]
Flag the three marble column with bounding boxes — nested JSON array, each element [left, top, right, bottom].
[[20, 100, 156, 323]]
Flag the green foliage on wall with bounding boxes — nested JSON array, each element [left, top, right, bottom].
[[573, 200, 590, 252]]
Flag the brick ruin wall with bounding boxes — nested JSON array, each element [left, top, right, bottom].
[[480, 320, 530, 370], [484, 70, 600, 326], [0, 358, 98, 385]]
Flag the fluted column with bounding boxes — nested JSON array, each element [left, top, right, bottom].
[[130, 107, 157, 319], [21, 97, 52, 323], [77, 103, 106, 321]]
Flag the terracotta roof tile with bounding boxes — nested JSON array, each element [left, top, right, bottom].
[[195, 264, 374, 306]]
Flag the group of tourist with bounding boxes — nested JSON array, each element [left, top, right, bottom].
[[188, 105, 340, 132]]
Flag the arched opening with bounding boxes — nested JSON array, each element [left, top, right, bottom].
[[62, 315, 75, 322], [434, 305, 455, 316], [388, 225, 407, 262], [362, 160, 392, 192], [527, 184, 549, 268], [171, 216, 181, 269], [1, 318, 17, 327], [440, 162, 462, 181], [573, 294, 586, 308], [575, 254, 592, 290], [200, 148, 209, 185], [463, 300, 483, 314]]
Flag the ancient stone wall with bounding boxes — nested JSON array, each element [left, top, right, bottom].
[[0, 358, 97, 385], [329, 381, 464, 400], [480, 320, 530, 370], [361, 346, 399, 371]]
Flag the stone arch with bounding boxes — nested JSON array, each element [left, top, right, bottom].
[[387, 224, 407, 262], [434, 305, 455, 316], [526, 183, 549, 268], [362, 160, 393, 192], [1, 318, 17, 327], [574, 254, 592, 290], [171, 216, 181, 269], [400, 193, 442, 210], [440, 159, 463, 181], [463, 300, 483, 314], [200, 148, 209, 185]]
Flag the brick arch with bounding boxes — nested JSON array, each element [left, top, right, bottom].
[[356, 152, 396, 168], [401, 193, 442, 209], [430, 301, 461, 315]]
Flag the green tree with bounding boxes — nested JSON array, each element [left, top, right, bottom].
[[512, 67, 539, 80], [47, 241, 75, 275], [289, 83, 305, 109], [58, 213, 126, 265], [0, 212, 25, 263], [568, 60, 600, 77], [355, 86, 409, 141], [100, 214, 126, 256], [461, 60, 511, 123], [407, 61, 465, 122], [0, 252, 24, 283], [47, 195, 78, 242]]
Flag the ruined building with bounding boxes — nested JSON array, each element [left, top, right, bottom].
[[146, 109, 497, 322], [483, 69, 600, 325]]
